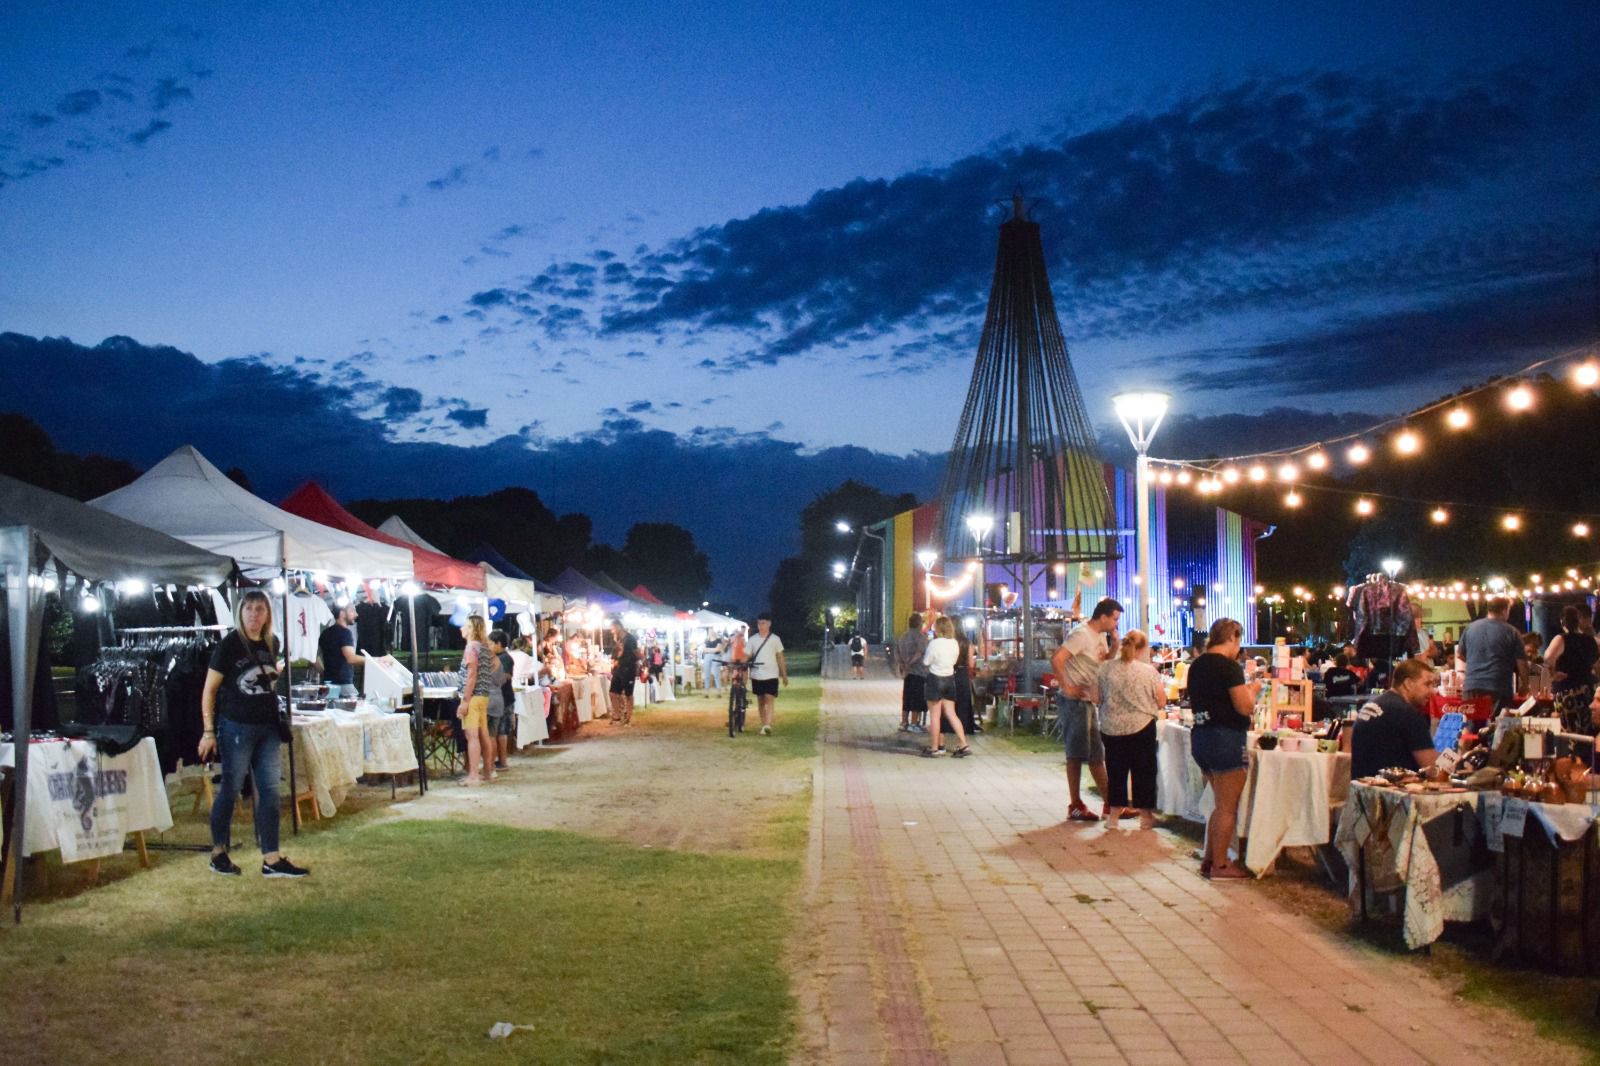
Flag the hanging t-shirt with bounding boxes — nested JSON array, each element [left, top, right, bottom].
[[207, 631, 282, 726], [747, 632, 785, 681], [395, 594, 442, 654], [355, 601, 390, 656], [270, 592, 333, 665]]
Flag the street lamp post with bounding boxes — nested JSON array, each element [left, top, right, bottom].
[[916, 549, 938, 617], [966, 514, 994, 659], [1112, 392, 1170, 634]]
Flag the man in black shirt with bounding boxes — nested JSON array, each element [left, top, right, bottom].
[[1351, 658, 1440, 779], [1322, 653, 1358, 698], [317, 601, 364, 697]]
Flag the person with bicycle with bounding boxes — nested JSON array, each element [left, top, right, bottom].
[[744, 612, 787, 736]]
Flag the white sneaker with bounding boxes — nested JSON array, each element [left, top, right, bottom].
[[760, 725, 772, 736]]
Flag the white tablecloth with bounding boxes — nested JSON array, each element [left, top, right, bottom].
[[1236, 747, 1351, 874], [349, 709, 418, 775], [0, 736, 172, 861], [573, 675, 605, 722], [1156, 721, 1208, 822], [515, 687, 551, 747]]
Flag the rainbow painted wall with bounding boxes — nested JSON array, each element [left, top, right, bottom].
[[870, 464, 1268, 646]]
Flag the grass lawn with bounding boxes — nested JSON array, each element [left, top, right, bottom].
[[0, 670, 825, 1065]]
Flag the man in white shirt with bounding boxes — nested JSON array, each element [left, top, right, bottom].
[[1050, 597, 1122, 822], [744, 612, 788, 736]]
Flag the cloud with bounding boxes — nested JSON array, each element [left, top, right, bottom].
[[128, 119, 172, 145], [625, 400, 653, 413], [446, 406, 489, 428], [149, 77, 193, 111], [381, 386, 424, 419], [56, 90, 103, 116], [0, 332, 941, 611], [437, 66, 1592, 374], [425, 164, 469, 191]]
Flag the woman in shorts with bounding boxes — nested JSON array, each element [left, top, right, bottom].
[[922, 616, 970, 757], [1187, 618, 1261, 879]]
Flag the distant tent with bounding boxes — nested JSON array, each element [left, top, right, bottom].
[[377, 515, 449, 557], [631, 584, 665, 605], [465, 542, 533, 581], [280, 482, 484, 590]]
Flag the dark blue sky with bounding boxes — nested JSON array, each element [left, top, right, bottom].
[[3, 1, 1598, 607]]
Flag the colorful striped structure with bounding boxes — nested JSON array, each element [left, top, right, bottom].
[[861, 463, 1268, 647]]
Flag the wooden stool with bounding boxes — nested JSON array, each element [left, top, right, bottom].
[[293, 786, 320, 825]]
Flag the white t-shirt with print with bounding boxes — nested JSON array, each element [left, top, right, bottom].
[[271, 592, 334, 664]]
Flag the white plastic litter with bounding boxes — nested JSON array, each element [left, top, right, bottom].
[[488, 1022, 536, 1039]]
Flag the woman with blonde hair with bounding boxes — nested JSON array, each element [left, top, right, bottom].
[[456, 614, 501, 785], [1096, 629, 1165, 829], [922, 615, 970, 757], [198, 588, 309, 877]]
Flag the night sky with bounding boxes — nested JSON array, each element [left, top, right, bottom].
[[3, 2, 1598, 610]]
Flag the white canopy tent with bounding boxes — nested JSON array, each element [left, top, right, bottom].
[[377, 515, 448, 558], [482, 563, 564, 616], [695, 608, 747, 632], [91, 446, 414, 580]]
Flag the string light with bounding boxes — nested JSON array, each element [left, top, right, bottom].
[[1431, 507, 1450, 524], [1284, 490, 1302, 508], [1574, 522, 1591, 538], [1506, 384, 1534, 411], [1221, 467, 1241, 485], [1158, 469, 1174, 485], [1248, 464, 1268, 482], [1277, 461, 1298, 482], [1394, 429, 1421, 455], [1355, 498, 1375, 516], [1347, 442, 1371, 465], [1446, 406, 1471, 430], [1175, 469, 1192, 485], [1575, 362, 1600, 388], [1305, 451, 1328, 471], [1502, 514, 1523, 531]]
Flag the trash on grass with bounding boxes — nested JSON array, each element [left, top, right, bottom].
[[488, 1022, 536, 1039]]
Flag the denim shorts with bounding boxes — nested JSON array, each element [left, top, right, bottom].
[[1059, 696, 1104, 762], [1190, 726, 1248, 774], [924, 673, 956, 702]]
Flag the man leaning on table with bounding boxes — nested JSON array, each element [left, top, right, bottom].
[[1350, 658, 1441, 780]]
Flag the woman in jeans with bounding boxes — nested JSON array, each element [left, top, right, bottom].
[[1187, 618, 1262, 880], [1096, 630, 1164, 830], [199, 589, 310, 878], [456, 614, 500, 785], [922, 616, 970, 757]]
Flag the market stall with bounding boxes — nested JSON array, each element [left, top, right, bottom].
[[1, 472, 235, 921]]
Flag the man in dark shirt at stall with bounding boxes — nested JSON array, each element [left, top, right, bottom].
[[1351, 658, 1441, 779], [1322, 653, 1359, 698], [318, 600, 365, 698]]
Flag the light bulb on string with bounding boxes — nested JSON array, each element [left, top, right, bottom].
[[1502, 514, 1522, 531], [1574, 361, 1600, 389], [1355, 498, 1375, 517], [1305, 451, 1328, 471], [1277, 461, 1298, 482], [1394, 430, 1421, 456], [1430, 507, 1449, 524], [1175, 469, 1192, 486], [1248, 464, 1267, 482], [1284, 490, 1302, 508], [1347, 442, 1370, 465], [1506, 384, 1534, 412], [1574, 522, 1591, 538], [1221, 467, 1240, 485], [1157, 469, 1173, 485], [1446, 407, 1471, 430]]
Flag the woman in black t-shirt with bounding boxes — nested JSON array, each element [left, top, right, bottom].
[[1546, 603, 1600, 734], [198, 589, 310, 879], [1187, 618, 1261, 882]]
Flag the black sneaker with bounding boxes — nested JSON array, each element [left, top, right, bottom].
[[209, 852, 241, 876], [262, 857, 311, 878]]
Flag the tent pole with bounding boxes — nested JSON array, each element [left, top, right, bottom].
[[4, 529, 43, 923], [407, 592, 424, 794], [282, 567, 300, 836]]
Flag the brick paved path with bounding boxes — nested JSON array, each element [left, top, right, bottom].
[[797, 678, 1505, 1065]]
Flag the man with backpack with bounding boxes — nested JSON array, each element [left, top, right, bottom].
[[847, 631, 868, 679]]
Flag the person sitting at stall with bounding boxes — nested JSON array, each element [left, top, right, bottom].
[[1350, 658, 1441, 780], [1322, 653, 1359, 698], [565, 631, 591, 678]]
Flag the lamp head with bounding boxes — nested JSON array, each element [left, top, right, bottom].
[[834, 520, 851, 534], [1381, 558, 1403, 579], [916, 549, 938, 572], [1111, 391, 1171, 451], [965, 513, 994, 539]]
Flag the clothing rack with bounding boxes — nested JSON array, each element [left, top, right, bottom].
[[119, 624, 231, 635]]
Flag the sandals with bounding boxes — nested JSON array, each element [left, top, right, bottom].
[[921, 747, 947, 758], [951, 746, 972, 758]]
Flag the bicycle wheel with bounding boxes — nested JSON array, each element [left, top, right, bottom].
[[735, 684, 747, 733], [727, 687, 738, 737]]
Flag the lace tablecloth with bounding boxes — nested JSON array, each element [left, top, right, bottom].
[[1335, 784, 1491, 948], [290, 715, 364, 817], [349, 710, 418, 775]]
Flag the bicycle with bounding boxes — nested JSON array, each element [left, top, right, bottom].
[[717, 658, 751, 737]]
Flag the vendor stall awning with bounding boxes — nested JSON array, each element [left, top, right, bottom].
[[90, 445, 413, 579], [0, 472, 234, 587], [377, 515, 448, 556], [280, 482, 484, 591]]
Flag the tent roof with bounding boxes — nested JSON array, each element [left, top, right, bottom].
[[631, 584, 666, 606], [280, 482, 484, 590], [91, 446, 413, 578], [550, 567, 630, 614], [694, 608, 747, 630], [377, 515, 448, 556], [0, 473, 234, 586], [465, 542, 533, 581]]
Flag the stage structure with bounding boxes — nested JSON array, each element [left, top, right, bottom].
[[936, 193, 1119, 692]]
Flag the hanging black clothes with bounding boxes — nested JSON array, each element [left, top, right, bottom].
[[75, 634, 219, 774], [355, 600, 390, 656], [394, 594, 441, 654]]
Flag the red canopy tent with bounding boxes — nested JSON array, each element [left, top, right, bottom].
[[280, 482, 486, 591], [631, 584, 666, 605]]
